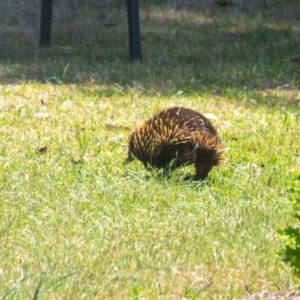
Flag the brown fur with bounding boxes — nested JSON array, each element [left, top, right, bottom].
[[124, 107, 224, 180]]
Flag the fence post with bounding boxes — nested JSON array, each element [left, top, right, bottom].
[[39, 0, 53, 47], [127, 0, 142, 61]]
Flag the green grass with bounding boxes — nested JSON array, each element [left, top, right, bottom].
[[0, 1, 300, 299]]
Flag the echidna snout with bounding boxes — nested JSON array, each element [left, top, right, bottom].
[[124, 151, 134, 165], [125, 107, 224, 180]]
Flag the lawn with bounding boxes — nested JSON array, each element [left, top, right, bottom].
[[0, 0, 300, 299]]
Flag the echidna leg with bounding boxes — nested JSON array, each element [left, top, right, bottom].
[[194, 162, 213, 180], [194, 154, 215, 181]]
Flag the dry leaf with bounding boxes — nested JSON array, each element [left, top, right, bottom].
[[37, 146, 48, 155], [204, 113, 219, 121], [105, 123, 130, 131]]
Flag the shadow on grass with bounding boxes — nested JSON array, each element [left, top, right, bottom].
[[0, 0, 299, 108]]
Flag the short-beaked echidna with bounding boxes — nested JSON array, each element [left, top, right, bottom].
[[124, 107, 224, 180]]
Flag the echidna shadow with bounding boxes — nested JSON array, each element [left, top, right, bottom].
[[124, 107, 224, 181]]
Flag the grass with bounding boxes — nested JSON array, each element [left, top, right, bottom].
[[0, 0, 300, 299]]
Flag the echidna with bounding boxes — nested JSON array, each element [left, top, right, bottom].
[[124, 107, 224, 181]]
